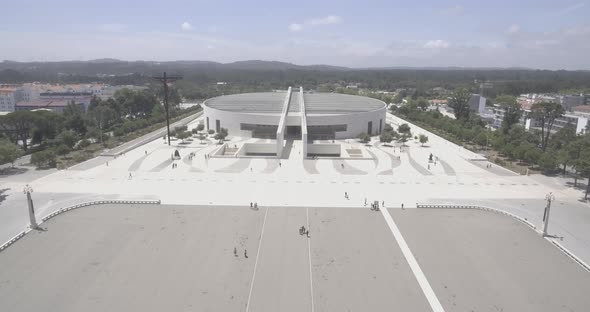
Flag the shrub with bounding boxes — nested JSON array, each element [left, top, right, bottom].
[[208, 129, 215, 135], [196, 124, 205, 131], [31, 150, 57, 168], [78, 139, 91, 149], [55, 144, 71, 156]]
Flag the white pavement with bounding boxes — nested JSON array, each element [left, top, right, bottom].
[[1, 113, 589, 264]]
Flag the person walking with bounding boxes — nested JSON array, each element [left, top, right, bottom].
[[244, 249, 248, 258], [128, 172, 132, 179], [401, 203, 404, 209], [234, 247, 237, 257]]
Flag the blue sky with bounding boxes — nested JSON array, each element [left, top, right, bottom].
[[1, 0, 589, 69]]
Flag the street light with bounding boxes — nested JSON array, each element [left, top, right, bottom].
[[542, 192, 555, 237], [23, 184, 38, 229]]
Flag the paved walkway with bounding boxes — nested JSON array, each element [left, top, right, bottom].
[[1, 113, 589, 267]]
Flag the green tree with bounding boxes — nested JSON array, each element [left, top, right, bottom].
[[398, 123, 411, 135], [176, 131, 191, 142], [31, 150, 57, 169], [55, 144, 71, 156], [63, 101, 87, 136], [531, 102, 564, 151], [448, 88, 471, 122], [358, 132, 371, 143], [214, 127, 229, 143], [0, 139, 24, 167], [196, 124, 205, 131], [56, 130, 79, 149], [0, 111, 38, 151], [538, 152, 558, 173], [495, 95, 522, 134], [419, 134, 429, 146], [379, 132, 393, 144]]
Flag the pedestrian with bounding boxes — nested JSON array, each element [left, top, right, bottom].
[[106, 161, 109, 166], [254, 202, 258, 209], [401, 203, 404, 209], [250, 202, 253, 208], [234, 247, 237, 257], [364, 198, 367, 206], [306, 230, 310, 238], [244, 249, 248, 258], [279, 161, 281, 167], [128, 172, 132, 179], [250, 167, 253, 172], [145, 150, 147, 155], [382, 200, 385, 207], [428, 164, 430, 170], [345, 192, 348, 199]]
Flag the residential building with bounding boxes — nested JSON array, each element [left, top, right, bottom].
[[468, 94, 486, 114], [0, 86, 22, 112], [559, 95, 585, 112], [15, 99, 85, 113]]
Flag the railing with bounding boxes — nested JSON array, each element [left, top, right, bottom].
[[0, 199, 161, 253], [416, 203, 536, 229], [417, 203, 590, 273]]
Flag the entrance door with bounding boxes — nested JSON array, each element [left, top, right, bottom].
[[368, 121, 373, 135]]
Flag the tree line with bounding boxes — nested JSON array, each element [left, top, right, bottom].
[[393, 90, 590, 199], [0, 87, 199, 168]]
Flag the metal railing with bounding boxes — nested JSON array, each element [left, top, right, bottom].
[[416, 203, 536, 229], [0, 199, 161, 253]]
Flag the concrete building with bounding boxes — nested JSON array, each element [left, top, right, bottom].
[[529, 112, 588, 135], [559, 95, 585, 112], [0, 87, 22, 112], [203, 88, 386, 157], [15, 99, 85, 113], [468, 94, 486, 114]]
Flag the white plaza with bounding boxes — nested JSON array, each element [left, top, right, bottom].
[[1, 109, 590, 311]]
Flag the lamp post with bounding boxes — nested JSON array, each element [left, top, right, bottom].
[[23, 184, 38, 229], [542, 192, 555, 237]]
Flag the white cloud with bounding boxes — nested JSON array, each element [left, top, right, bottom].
[[438, 5, 464, 16], [288, 15, 342, 32], [424, 40, 450, 49], [557, 2, 585, 16], [181, 22, 193, 31], [308, 15, 342, 26], [507, 24, 521, 34], [289, 23, 303, 32]]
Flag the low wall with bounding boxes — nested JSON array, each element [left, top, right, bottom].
[[307, 143, 341, 156], [238, 143, 277, 156], [213, 143, 227, 156], [0, 199, 161, 253]]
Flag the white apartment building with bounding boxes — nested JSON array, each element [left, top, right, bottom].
[[0, 87, 22, 112]]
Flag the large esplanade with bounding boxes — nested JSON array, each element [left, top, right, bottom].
[[203, 87, 387, 157]]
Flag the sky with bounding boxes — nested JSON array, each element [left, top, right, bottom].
[[1, 0, 590, 69]]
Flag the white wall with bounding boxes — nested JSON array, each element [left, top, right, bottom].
[[238, 143, 278, 156], [307, 143, 341, 155], [307, 107, 386, 139], [203, 102, 386, 139]]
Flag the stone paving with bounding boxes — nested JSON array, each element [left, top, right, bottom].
[[1, 113, 589, 266]]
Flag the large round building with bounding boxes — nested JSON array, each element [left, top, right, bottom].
[[202, 87, 387, 141]]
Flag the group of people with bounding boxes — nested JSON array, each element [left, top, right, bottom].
[[299, 226, 309, 237], [171, 163, 178, 169], [249, 202, 258, 209], [485, 163, 493, 168], [187, 152, 196, 161]]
